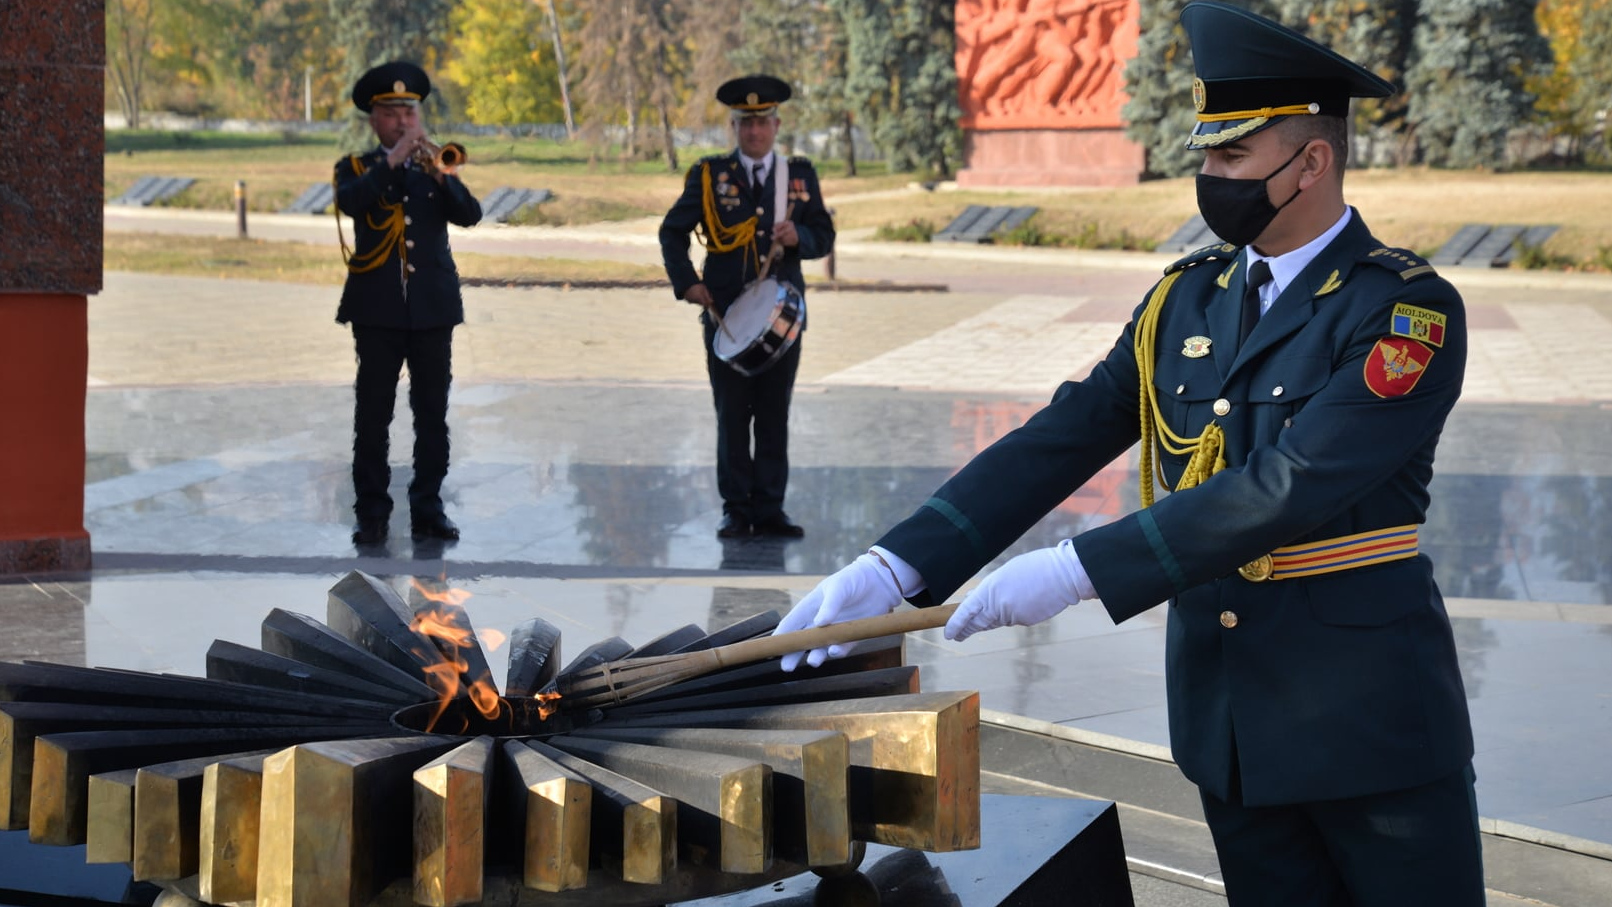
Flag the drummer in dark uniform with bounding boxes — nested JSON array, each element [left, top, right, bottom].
[[773, 3, 1484, 904], [660, 75, 836, 539]]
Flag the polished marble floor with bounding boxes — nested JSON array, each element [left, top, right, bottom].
[[4, 246, 1612, 865]]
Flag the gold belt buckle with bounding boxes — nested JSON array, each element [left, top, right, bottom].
[[1238, 554, 1274, 582]]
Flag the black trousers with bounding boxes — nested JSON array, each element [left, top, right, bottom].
[[1200, 763, 1484, 906], [351, 324, 454, 522], [703, 320, 801, 524]]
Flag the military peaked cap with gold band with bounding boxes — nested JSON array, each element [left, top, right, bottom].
[[351, 61, 431, 113], [716, 74, 792, 118], [1180, 1, 1394, 150]]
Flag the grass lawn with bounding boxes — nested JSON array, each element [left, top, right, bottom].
[[103, 232, 667, 286], [106, 129, 1612, 271]]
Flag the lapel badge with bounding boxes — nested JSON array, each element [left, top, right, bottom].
[[1216, 260, 1239, 290], [1182, 336, 1212, 358], [717, 171, 729, 182]]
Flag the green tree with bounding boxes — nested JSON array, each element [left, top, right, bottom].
[[107, 0, 159, 128], [1122, 0, 1196, 179], [1270, 0, 1418, 166], [441, 0, 559, 127], [574, 0, 685, 170], [330, 0, 455, 150], [1404, 0, 1551, 168], [1533, 0, 1612, 163], [730, 1, 850, 165], [833, 0, 960, 176]]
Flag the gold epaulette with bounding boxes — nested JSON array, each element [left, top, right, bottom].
[[1364, 247, 1437, 282], [1165, 241, 1238, 275]]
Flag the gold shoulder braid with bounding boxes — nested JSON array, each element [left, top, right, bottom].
[[335, 153, 409, 277], [696, 160, 761, 275], [1135, 270, 1227, 507]]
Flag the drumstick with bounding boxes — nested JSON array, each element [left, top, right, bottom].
[[705, 302, 738, 342], [757, 202, 797, 283]]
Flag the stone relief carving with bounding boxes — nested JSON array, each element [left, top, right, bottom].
[[957, 0, 1138, 130]]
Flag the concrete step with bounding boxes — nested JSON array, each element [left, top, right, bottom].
[[980, 715, 1612, 907]]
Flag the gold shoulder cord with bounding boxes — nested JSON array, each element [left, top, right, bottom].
[[697, 161, 761, 275], [1135, 270, 1228, 507], [334, 154, 409, 276]]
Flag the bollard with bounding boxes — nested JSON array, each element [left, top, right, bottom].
[[234, 180, 248, 239], [823, 206, 837, 283]]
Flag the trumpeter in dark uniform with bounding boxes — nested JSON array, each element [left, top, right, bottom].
[[659, 75, 836, 539], [336, 61, 482, 547], [774, 3, 1483, 903]]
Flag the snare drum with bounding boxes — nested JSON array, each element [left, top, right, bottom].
[[712, 278, 805, 376]]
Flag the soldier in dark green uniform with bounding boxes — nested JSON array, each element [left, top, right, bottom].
[[660, 75, 836, 539], [335, 62, 482, 547], [775, 3, 1483, 904]]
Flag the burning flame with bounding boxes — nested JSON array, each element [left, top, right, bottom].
[[409, 580, 503, 733], [534, 689, 562, 721]]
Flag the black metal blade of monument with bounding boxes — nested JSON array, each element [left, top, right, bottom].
[[0, 570, 981, 907]]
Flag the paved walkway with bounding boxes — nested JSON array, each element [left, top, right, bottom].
[[3, 209, 1610, 903]]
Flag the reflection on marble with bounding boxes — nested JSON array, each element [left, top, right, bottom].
[[82, 384, 1612, 605]]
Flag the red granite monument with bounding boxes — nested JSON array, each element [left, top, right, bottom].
[[0, 2, 101, 573], [955, 0, 1145, 187]]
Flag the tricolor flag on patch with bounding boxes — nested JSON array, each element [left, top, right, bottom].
[[1390, 303, 1447, 347]]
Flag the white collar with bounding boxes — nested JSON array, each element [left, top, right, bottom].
[[738, 150, 774, 182]]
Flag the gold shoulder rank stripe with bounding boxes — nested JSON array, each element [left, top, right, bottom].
[[1167, 242, 1238, 276], [1367, 247, 1437, 282]]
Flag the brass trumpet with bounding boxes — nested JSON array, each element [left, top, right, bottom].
[[411, 138, 468, 175]]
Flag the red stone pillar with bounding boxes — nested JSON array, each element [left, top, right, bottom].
[[0, 3, 102, 573]]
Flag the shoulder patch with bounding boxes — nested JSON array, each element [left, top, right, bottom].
[[1390, 303, 1447, 348], [1364, 247, 1438, 282], [1165, 241, 1238, 275]]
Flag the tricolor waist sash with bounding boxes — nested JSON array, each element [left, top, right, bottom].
[[1238, 525, 1419, 582]]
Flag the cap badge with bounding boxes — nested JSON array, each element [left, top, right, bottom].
[[1182, 336, 1212, 358], [393, 80, 407, 94], [1192, 78, 1206, 113], [747, 92, 759, 106]]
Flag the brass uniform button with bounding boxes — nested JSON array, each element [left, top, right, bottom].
[[1272, 385, 1285, 397], [405, 239, 415, 249], [405, 263, 416, 273], [1213, 398, 1231, 416], [1176, 384, 1185, 395], [404, 215, 413, 226], [1219, 610, 1239, 629]]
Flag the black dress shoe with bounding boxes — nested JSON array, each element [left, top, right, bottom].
[[716, 514, 752, 539], [754, 513, 805, 538], [352, 518, 388, 546], [411, 514, 460, 541]]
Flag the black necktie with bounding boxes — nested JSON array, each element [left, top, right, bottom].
[[1240, 259, 1272, 346], [752, 162, 766, 201]]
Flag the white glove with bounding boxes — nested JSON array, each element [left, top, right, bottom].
[[944, 540, 1089, 642], [774, 553, 903, 671]]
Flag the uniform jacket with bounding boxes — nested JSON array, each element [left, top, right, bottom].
[[334, 148, 482, 329], [659, 150, 835, 314], [878, 210, 1474, 806]]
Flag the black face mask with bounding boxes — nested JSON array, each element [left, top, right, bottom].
[[1195, 142, 1309, 248]]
